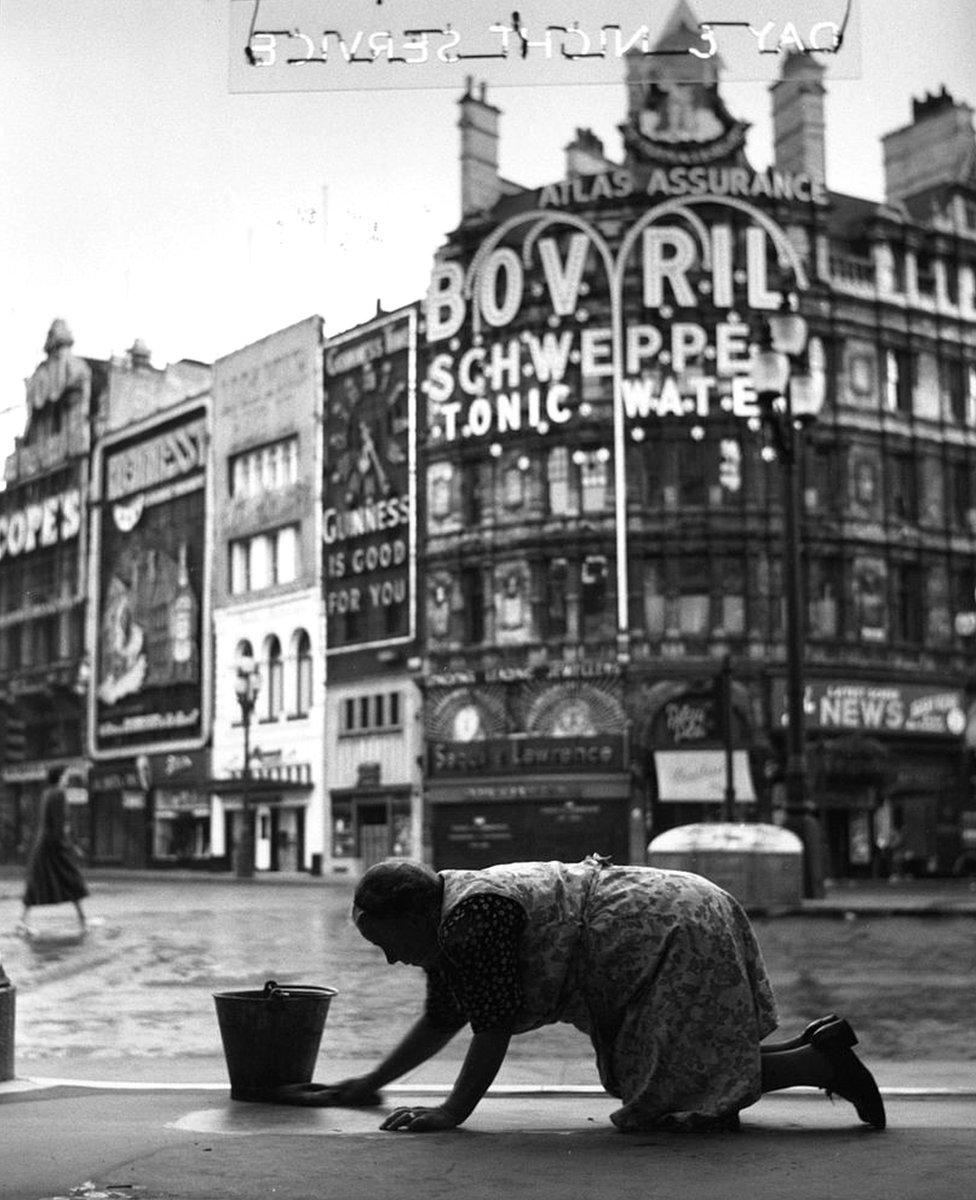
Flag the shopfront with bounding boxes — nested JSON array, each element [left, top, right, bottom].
[[213, 764, 312, 873], [1, 758, 91, 861], [147, 749, 212, 865], [774, 678, 968, 877], [423, 666, 633, 867], [640, 677, 758, 838], [330, 778, 414, 871], [427, 776, 632, 870], [88, 759, 147, 866]]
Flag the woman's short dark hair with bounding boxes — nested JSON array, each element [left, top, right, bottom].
[[353, 859, 441, 920]]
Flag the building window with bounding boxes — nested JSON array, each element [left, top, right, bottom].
[[340, 690, 403, 734], [808, 557, 843, 639], [462, 466, 484, 525], [642, 560, 666, 637], [229, 525, 300, 594], [715, 556, 745, 636], [677, 438, 708, 506], [942, 358, 968, 424], [264, 636, 283, 719], [294, 629, 312, 716], [968, 368, 976, 428], [461, 566, 485, 643], [888, 452, 917, 521], [230, 437, 299, 499], [502, 464, 525, 509], [580, 555, 610, 636], [1, 626, 23, 672], [915, 253, 936, 297], [575, 449, 610, 513], [892, 563, 924, 644], [883, 349, 914, 414], [944, 262, 960, 306], [33, 614, 61, 665], [677, 556, 710, 636], [718, 438, 743, 496], [545, 557, 568, 638], [547, 447, 574, 515], [953, 564, 976, 638], [948, 457, 974, 529], [428, 462, 454, 519]]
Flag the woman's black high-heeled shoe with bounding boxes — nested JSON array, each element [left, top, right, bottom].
[[799, 1013, 843, 1045], [810, 1019, 886, 1130]]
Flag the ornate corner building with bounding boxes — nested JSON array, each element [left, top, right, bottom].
[[415, 27, 976, 878], [0, 321, 101, 859]]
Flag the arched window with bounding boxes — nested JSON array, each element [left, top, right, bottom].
[[264, 635, 283, 719], [293, 629, 312, 717]]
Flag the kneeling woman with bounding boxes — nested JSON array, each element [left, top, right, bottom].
[[326, 856, 885, 1134]]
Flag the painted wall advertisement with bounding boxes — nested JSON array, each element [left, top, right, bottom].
[[323, 307, 417, 652], [89, 403, 210, 756]]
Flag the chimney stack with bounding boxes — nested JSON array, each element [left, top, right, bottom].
[[882, 87, 976, 207], [565, 128, 612, 178], [458, 77, 501, 217], [770, 52, 827, 186]]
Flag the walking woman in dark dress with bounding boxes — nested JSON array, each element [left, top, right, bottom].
[[18, 767, 88, 936]]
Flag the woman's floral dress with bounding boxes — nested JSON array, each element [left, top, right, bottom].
[[424, 856, 777, 1131]]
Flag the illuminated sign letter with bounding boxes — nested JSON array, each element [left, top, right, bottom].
[[426, 262, 465, 342], [642, 227, 697, 309], [537, 234, 590, 316], [479, 248, 524, 327]]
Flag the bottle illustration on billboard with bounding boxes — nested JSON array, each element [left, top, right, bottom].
[[169, 541, 199, 681]]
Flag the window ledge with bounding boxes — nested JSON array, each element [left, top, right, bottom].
[[338, 725, 404, 739]]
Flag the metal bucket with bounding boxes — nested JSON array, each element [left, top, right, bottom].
[[213, 978, 337, 1101]]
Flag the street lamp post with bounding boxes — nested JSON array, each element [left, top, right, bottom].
[[753, 302, 827, 899], [234, 651, 261, 879]]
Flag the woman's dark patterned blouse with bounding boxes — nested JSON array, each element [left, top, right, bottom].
[[424, 894, 526, 1034]]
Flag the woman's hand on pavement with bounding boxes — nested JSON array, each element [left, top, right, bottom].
[[379, 1105, 460, 1133]]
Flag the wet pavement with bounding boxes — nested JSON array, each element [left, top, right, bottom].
[[2, 1083, 975, 1200], [0, 871, 975, 1085], [2, 871, 976, 1200]]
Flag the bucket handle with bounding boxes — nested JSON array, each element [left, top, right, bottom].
[[262, 978, 336, 1000]]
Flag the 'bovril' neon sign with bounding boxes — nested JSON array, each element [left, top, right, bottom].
[[424, 196, 806, 442]]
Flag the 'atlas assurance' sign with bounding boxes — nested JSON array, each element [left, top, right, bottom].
[[424, 191, 809, 444]]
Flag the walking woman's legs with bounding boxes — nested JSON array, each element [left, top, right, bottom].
[[72, 899, 86, 929]]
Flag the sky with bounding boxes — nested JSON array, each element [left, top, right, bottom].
[[1, 1, 974, 466]]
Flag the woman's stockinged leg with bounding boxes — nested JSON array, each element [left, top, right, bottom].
[[760, 1045, 832, 1093]]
